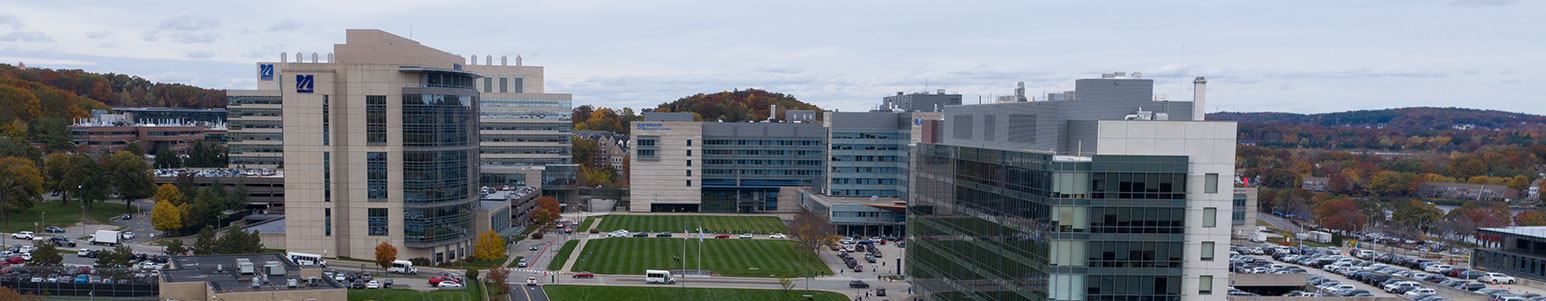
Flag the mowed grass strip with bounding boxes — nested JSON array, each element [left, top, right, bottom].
[[595, 215, 788, 234], [544, 285, 848, 301], [569, 238, 829, 278], [547, 239, 581, 270]]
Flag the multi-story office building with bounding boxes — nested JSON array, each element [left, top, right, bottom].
[[882, 90, 961, 112], [629, 112, 825, 213], [907, 74, 1235, 300], [228, 89, 285, 168], [821, 111, 940, 199], [1474, 227, 1546, 282], [1232, 187, 1258, 239], [274, 29, 482, 263], [112, 107, 228, 125], [68, 112, 210, 154], [465, 59, 572, 169]]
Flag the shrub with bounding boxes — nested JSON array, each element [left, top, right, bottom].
[[531, 232, 544, 239], [409, 257, 432, 266], [589, 228, 600, 234]]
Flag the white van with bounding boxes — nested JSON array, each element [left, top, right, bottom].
[[388, 260, 418, 275], [288, 252, 327, 267], [645, 270, 675, 284]]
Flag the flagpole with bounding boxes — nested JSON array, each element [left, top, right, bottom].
[[682, 221, 687, 287]]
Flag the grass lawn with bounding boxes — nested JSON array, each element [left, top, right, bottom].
[[579, 217, 598, 231], [570, 238, 829, 278], [547, 240, 580, 270], [544, 285, 848, 301], [348, 278, 484, 301], [0, 199, 132, 233], [596, 215, 787, 234]]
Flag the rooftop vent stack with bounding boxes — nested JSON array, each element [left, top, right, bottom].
[[516, 55, 522, 66], [327, 53, 334, 63], [1015, 81, 1026, 102], [501, 56, 508, 66], [1192, 77, 1207, 121], [937, 89, 945, 95], [1114, 72, 1127, 78], [295, 52, 302, 63], [485, 55, 492, 66], [469, 55, 477, 65], [1101, 73, 1115, 79], [280, 52, 287, 63], [311, 53, 318, 63], [252, 276, 262, 288], [1132, 72, 1143, 79], [769, 104, 777, 121]]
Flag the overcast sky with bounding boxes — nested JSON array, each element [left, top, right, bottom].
[[1, 1, 1541, 114]]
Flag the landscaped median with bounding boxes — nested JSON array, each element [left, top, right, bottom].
[[569, 238, 829, 278], [595, 215, 788, 234], [548, 240, 581, 270], [543, 285, 848, 301]]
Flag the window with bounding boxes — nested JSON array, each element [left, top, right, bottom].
[[686, 150, 692, 157], [1201, 241, 1215, 261], [511, 77, 524, 93], [686, 180, 692, 187], [1205, 173, 1219, 193], [368, 208, 388, 236], [324, 208, 332, 236], [322, 95, 330, 145], [1199, 275, 1213, 295], [323, 152, 331, 202], [686, 160, 692, 167], [368, 152, 387, 200], [367, 95, 386, 144], [499, 77, 508, 93], [1203, 207, 1217, 228], [686, 170, 692, 177], [687, 139, 692, 146]]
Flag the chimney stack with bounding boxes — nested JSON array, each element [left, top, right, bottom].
[[1192, 77, 1207, 121]]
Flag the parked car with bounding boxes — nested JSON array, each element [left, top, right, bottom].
[[119, 214, 131, 220], [438, 280, 464, 288], [739, 233, 753, 239], [44, 226, 65, 233], [633, 232, 649, 237], [849, 280, 870, 288], [11, 231, 33, 240], [1482, 273, 1518, 284], [714, 234, 731, 239], [656, 232, 673, 238], [366, 280, 380, 289], [50, 236, 76, 247], [572, 272, 596, 278], [121, 232, 136, 240], [769, 233, 786, 239]]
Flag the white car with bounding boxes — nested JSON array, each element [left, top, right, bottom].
[[334, 274, 346, 282], [1481, 272, 1517, 284], [438, 281, 464, 288], [366, 280, 381, 289], [1327, 284, 1356, 292], [738, 233, 753, 239], [1404, 288, 1436, 297], [18, 246, 33, 253], [840, 237, 855, 244], [11, 231, 34, 239], [121, 232, 136, 240], [1383, 281, 1419, 293], [768, 233, 786, 239]]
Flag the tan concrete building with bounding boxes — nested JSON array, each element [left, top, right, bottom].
[[277, 29, 482, 263], [628, 117, 703, 212]]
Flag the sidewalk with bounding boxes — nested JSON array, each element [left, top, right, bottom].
[[559, 216, 602, 273]]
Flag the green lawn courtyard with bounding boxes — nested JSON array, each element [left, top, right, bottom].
[[0, 199, 133, 233], [568, 238, 829, 278], [548, 240, 581, 270], [595, 215, 788, 234], [543, 285, 848, 301]]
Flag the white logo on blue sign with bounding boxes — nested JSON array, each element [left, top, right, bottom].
[[296, 74, 314, 93], [259, 64, 274, 81]]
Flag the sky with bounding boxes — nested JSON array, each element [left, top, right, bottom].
[[0, 0, 1541, 114]]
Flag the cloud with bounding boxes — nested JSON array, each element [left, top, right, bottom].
[[266, 19, 305, 32], [0, 56, 95, 66], [1449, 0, 1519, 7], [184, 51, 215, 60], [157, 14, 220, 31], [86, 30, 112, 40], [0, 31, 50, 42], [0, 14, 18, 27]]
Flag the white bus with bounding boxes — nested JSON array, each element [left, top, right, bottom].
[[645, 270, 675, 284], [388, 260, 418, 275], [287, 252, 327, 267]]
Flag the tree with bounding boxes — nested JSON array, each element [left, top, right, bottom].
[[154, 184, 183, 205], [1313, 197, 1367, 232], [95, 245, 135, 268], [105, 150, 154, 210], [1390, 199, 1442, 232], [181, 187, 220, 231], [466, 268, 480, 283], [532, 209, 554, 225], [0, 85, 42, 125], [375, 241, 397, 270], [43, 153, 91, 205], [779, 278, 796, 298], [473, 230, 507, 261], [0, 286, 38, 301], [151, 199, 182, 232], [214, 224, 263, 254], [1369, 171, 1419, 197], [154, 148, 181, 169], [229, 183, 250, 210], [789, 209, 837, 276], [0, 156, 43, 229], [26, 118, 71, 152], [165, 239, 188, 256], [31, 242, 62, 265], [191, 226, 217, 255], [535, 196, 560, 215], [487, 267, 511, 296]]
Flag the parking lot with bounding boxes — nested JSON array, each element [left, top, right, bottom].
[[1231, 243, 1544, 300]]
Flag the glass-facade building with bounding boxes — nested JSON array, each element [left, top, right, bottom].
[[699, 122, 827, 213], [401, 85, 480, 248], [827, 129, 910, 198], [478, 98, 572, 167], [909, 144, 1190, 301], [1475, 227, 1546, 282], [228, 93, 284, 167]]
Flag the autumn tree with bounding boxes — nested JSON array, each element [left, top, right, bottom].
[[532, 209, 554, 225], [1369, 171, 1419, 197], [790, 209, 837, 275], [151, 199, 182, 232], [154, 184, 183, 205], [1516, 211, 1546, 227], [0, 156, 44, 229], [488, 267, 511, 296], [105, 150, 154, 210], [1312, 197, 1367, 232], [473, 230, 507, 261], [0, 286, 38, 301], [1389, 199, 1442, 232], [535, 196, 561, 216], [375, 241, 398, 270]]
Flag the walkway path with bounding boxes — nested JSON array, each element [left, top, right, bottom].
[[559, 216, 601, 273]]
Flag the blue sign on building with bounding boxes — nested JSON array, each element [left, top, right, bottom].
[[295, 74, 314, 93], [636, 123, 671, 131], [259, 64, 274, 81]]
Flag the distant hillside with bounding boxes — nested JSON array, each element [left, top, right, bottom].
[[0, 63, 226, 109], [652, 88, 822, 122], [1210, 107, 1546, 131]]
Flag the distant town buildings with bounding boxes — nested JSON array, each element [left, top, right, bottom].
[[881, 90, 961, 112], [69, 111, 215, 154], [1301, 176, 1329, 192], [1419, 182, 1519, 201], [573, 130, 628, 170]]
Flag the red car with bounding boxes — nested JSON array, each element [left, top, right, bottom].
[[428, 276, 459, 286], [5, 257, 23, 264], [715, 234, 731, 239], [571, 272, 595, 278]]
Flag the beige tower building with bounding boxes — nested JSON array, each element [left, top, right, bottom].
[[276, 29, 484, 263]]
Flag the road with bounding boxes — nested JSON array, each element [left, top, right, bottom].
[[509, 282, 550, 301], [1257, 212, 1304, 234]]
